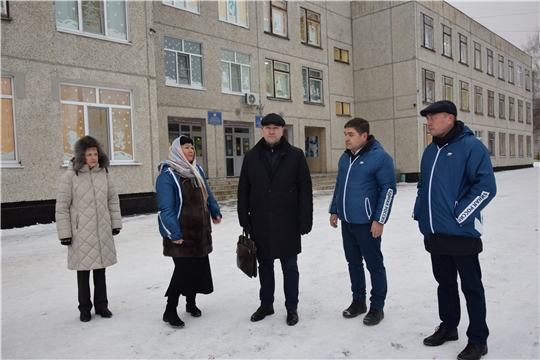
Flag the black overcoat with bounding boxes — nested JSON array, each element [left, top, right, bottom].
[[237, 137, 313, 260]]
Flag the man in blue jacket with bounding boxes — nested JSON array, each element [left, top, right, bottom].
[[329, 118, 396, 326], [414, 100, 497, 360]]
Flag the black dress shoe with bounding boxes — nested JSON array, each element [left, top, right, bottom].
[[163, 307, 185, 327], [80, 311, 91, 322], [250, 305, 274, 322], [457, 344, 488, 360], [286, 309, 298, 326], [423, 326, 459, 346], [342, 300, 367, 318], [95, 308, 113, 318], [186, 304, 202, 317], [363, 308, 384, 325]]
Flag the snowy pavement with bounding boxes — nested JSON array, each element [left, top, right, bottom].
[[1, 165, 539, 359]]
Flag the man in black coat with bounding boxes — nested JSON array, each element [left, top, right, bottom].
[[237, 113, 313, 326]]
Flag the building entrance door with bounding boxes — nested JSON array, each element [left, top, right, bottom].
[[225, 127, 251, 177]]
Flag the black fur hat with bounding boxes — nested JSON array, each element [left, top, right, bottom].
[[72, 135, 110, 171]]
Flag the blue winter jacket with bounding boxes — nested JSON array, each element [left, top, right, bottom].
[[329, 139, 396, 225], [413, 126, 496, 240], [156, 164, 222, 240]]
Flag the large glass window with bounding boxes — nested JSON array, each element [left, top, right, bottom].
[[474, 42, 481, 70], [422, 69, 435, 104], [488, 132, 495, 157], [1, 76, 17, 164], [460, 81, 469, 111], [487, 90, 494, 117], [265, 59, 290, 99], [300, 7, 320, 47], [508, 60, 514, 84], [55, 0, 128, 41], [219, 0, 248, 27], [302, 67, 323, 104], [60, 84, 133, 162], [498, 55, 504, 80], [164, 36, 203, 88], [220, 49, 251, 94], [459, 34, 467, 64], [499, 132, 506, 157], [499, 93, 505, 119], [263, 0, 287, 37], [162, 0, 199, 13], [474, 86, 483, 114], [509, 134, 515, 157], [516, 65, 523, 87], [421, 14, 434, 50], [526, 102, 532, 124], [509, 97, 515, 121], [442, 25, 452, 57], [525, 70, 531, 91], [518, 100, 523, 123], [487, 49, 493, 75], [443, 76, 453, 101]]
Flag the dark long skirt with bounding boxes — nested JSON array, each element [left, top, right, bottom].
[[165, 255, 213, 305]]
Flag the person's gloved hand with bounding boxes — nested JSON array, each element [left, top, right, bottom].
[[300, 223, 312, 235], [112, 229, 121, 236], [60, 238, 72, 246]]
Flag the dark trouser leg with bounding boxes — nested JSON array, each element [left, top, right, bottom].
[[280, 255, 299, 310], [455, 254, 489, 346], [93, 268, 108, 310], [431, 254, 460, 333], [165, 258, 183, 308], [257, 257, 275, 308], [341, 221, 367, 302], [77, 270, 92, 313]]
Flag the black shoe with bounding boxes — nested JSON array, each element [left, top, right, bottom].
[[186, 303, 202, 317], [95, 308, 113, 318], [286, 310, 298, 326], [363, 308, 384, 325], [342, 300, 367, 318], [423, 326, 459, 346], [250, 305, 274, 322], [457, 344, 488, 360], [163, 307, 185, 327], [80, 311, 91, 322]]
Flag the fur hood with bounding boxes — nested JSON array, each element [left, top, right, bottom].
[[72, 136, 110, 171]]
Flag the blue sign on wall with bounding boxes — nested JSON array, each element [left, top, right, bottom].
[[208, 111, 222, 125], [255, 115, 263, 128]]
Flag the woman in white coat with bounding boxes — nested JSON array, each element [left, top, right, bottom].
[[55, 135, 122, 322]]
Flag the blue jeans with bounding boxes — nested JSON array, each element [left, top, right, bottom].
[[431, 253, 489, 346], [257, 255, 299, 310], [341, 221, 387, 310]]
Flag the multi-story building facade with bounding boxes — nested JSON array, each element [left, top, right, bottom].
[[1, 1, 533, 228]]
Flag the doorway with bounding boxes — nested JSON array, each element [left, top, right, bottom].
[[304, 126, 326, 173], [225, 126, 251, 177]]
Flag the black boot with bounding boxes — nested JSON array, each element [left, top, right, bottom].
[[163, 304, 185, 327], [186, 297, 202, 317]]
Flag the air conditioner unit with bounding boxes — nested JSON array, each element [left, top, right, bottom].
[[244, 92, 260, 106]]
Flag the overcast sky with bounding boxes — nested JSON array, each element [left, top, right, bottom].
[[445, 0, 539, 50]]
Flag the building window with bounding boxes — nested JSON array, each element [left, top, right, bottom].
[[474, 130, 483, 141], [518, 100, 523, 123], [164, 36, 203, 88], [509, 134, 515, 157], [488, 132, 495, 157], [300, 7, 321, 47], [508, 60, 514, 84], [499, 94, 505, 119], [474, 86, 483, 114], [219, 0, 248, 27], [60, 84, 133, 162], [336, 101, 350, 116], [487, 49, 493, 75], [526, 136, 532, 157], [263, 0, 287, 37], [162, 0, 199, 13], [220, 49, 251, 94], [518, 135, 524, 157], [459, 34, 467, 64], [1, 76, 17, 164], [525, 69, 531, 91], [516, 65, 522, 87], [443, 76, 453, 101], [421, 14, 434, 50], [302, 67, 323, 104], [460, 81, 469, 111], [526, 102, 531, 124], [1, 0, 9, 18], [55, 0, 128, 41], [265, 59, 290, 99], [487, 90, 494, 117], [422, 69, 435, 104], [334, 47, 349, 64], [499, 132, 506, 157], [498, 55, 504, 80], [442, 25, 452, 57], [509, 97, 515, 121], [474, 42, 481, 70]]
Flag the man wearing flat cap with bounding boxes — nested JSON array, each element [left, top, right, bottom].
[[413, 100, 497, 360], [237, 113, 313, 326]]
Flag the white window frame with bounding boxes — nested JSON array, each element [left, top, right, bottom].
[[516, 65, 523, 87], [164, 36, 203, 89], [55, 0, 129, 43], [263, 0, 288, 38], [220, 49, 251, 94], [302, 67, 323, 104], [421, 13, 434, 50], [1, 76, 19, 167], [219, 0, 248, 28], [162, 0, 199, 14]]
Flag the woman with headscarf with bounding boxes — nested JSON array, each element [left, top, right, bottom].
[[156, 135, 222, 328]]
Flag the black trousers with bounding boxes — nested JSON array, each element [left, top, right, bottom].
[[77, 268, 108, 313], [257, 255, 299, 310]]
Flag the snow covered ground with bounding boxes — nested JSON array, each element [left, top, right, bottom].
[[1, 165, 539, 359]]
